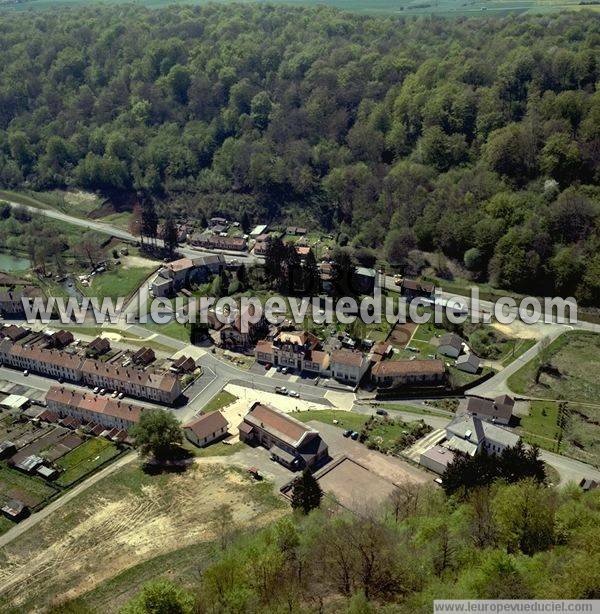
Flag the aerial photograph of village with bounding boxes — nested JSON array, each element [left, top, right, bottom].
[[0, 0, 598, 612]]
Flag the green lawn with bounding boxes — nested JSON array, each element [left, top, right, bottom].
[[519, 400, 563, 452], [294, 409, 368, 432], [55, 438, 121, 486], [0, 464, 58, 533], [86, 266, 156, 302], [143, 319, 190, 342], [508, 331, 600, 403], [201, 391, 238, 413], [500, 338, 536, 367]]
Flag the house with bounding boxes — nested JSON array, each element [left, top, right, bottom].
[[319, 262, 335, 294], [48, 329, 74, 349], [465, 394, 515, 425], [445, 413, 520, 456], [0, 441, 16, 459], [437, 333, 463, 358], [192, 234, 247, 252], [419, 445, 456, 475], [330, 350, 368, 385], [46, 386, 145, 431], [1, 324, 28, 342], [131, 346, 155, 366], [184, 411, 229, 447], [286, 226, 307, 236], [238, 402, 328, 470], [254, 240, 269, 255], [370, 342, 393, 363], [1, 499, 28, 521], [171, 355, 196, 373], [456, 353, 481, 374], [255, 331, 330, 375], [209, 216, 228, 228], [399, 278, 435, 300], [371, 360, 445, 388], [219, 304, 268, 349], [295, 246, 311, 260], [86, 336, 110, 357], [352, 267, 377, 295], [0, 291, 28, 316], [151, 275, 174, 298]]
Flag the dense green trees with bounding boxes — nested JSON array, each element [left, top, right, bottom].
[[131, 410, 183, 461], [0, 6, 598, 300]]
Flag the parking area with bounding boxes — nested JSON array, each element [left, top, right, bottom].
[[308, 421, 431, 488]]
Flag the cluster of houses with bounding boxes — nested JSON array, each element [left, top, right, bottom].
[[437, 332, 481, 374], [419, 394, 518, 475], [0, 331, 182, 405], [188, 217, 248, 252], [255, 328, 447, 389]]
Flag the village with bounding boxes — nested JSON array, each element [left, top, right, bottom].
[[0, 209, 598, 532]]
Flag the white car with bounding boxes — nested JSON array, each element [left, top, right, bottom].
[[118, 392, 124, 399], [93, 387, 99, 394], [99, 388, 106, 395], [289, 391, 299, 398], [111, 391, 118, 398], [23, 370, 29, 376]]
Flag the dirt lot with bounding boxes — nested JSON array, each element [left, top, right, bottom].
[[0, 459, 285, 612], [307, 421, 431, 512], [388, 321, 417, 347], [315, 457, 398, 512]]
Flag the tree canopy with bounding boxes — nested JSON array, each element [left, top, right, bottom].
[[0, 6, 598, 300]]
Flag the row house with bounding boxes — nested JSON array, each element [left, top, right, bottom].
[[191, 234, 247, 252], [46, 385, 144, 431], [0, 339, 83, 383], [0, 339, 181, 405], [81, 360, 181, 405], [371, 359, 446, 388]]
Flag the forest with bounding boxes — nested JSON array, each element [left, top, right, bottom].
[[0, 6, 599, 301]]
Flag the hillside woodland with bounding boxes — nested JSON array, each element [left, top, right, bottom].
[[0, 6, 599, 300]]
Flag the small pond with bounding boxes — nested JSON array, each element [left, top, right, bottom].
[[0, 251, 31, 273]]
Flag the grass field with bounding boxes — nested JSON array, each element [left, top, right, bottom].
[[519, 400, 563, 452], [85, 265, 156, 302], [55, 438, 121, 486], [201, 390, 238, 413], [508, 331, 600, 404], [0, 460, 286, 612]]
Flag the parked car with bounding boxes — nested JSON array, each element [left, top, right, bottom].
[[23, 370, 29, 376], [376, 408, 388, 416], [264, 363, 272, 370], [118, 392, 124, 399], [93, 387, 99, 394], [111, 391, 118, 398], [343, 429, 352, 438], [275, 386, 288, 395], [281, 367, 288, 374], [350, 431, 359, 440], [289, 391, 299, 398], [99, 388, 106, 395], [276, 366, 282, 372]]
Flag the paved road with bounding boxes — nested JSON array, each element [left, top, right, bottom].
[[0, 451, 137, 550], [539, 449, 600, 485], [4, 199, 264, 266]]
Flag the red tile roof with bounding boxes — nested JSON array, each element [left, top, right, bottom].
[[331, 350, 365, 368]]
